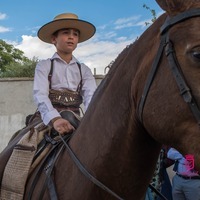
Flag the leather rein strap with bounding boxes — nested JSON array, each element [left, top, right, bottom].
[[138, 8, 200, 124], [59, 135, 124, 200], [59, 135, 168, 200]]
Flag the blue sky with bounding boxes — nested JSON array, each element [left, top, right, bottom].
[[0, 0, 163, 74]]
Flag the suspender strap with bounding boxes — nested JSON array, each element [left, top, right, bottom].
[[76, 62, 83, 92], [48, 60, 54, 90], [48, 60, 83, 92]]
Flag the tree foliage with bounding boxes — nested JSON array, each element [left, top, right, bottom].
[[0, 39, 37, 78], [143, 4, 157, 26]]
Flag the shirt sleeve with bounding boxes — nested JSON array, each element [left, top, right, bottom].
[[33, 60, 60, 125], [167, 148, 184, 161], [81, 64, 97, 110]]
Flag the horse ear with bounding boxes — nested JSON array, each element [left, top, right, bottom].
[[156, 0, 195, 15], [155, 0, 168, 11]]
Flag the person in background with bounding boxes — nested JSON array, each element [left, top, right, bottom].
[[167, 148, 200, 200], [145, 145, 174, 200], [158, 146, 174, 200], [33, 12, 97, 134]]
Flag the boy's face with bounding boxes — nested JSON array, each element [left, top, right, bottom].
[[51, 28, 80, 54]]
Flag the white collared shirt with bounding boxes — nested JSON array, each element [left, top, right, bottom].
[[33, 53, 97, 125]]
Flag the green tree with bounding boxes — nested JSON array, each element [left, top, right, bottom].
[[0, 57, 38, 78], [0, 39, 37, 77]]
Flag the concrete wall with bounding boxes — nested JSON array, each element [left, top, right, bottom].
[[0, 75, 104, 152]]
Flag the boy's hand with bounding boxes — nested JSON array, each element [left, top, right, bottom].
[[53, 118, 75, 134]]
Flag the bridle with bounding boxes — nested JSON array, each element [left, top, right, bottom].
[[138, 8, 200, 124]]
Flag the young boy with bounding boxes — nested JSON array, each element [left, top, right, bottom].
[[33, 13, 97, 134]]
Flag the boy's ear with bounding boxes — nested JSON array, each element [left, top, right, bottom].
[[51, 36, 56, 44]]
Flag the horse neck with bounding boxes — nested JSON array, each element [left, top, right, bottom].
[[69, 13, 167, 167], [63, 14, 166, 196]]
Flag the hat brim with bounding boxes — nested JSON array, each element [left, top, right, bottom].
[[38, 19, 96, 43]]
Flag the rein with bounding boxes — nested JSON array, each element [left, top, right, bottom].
[[138, 8, 200, 124], [59, 134, 125, 200], [28, 133, 167, 200], [59, 134, 168, 200], [59, 135, 169, 200]]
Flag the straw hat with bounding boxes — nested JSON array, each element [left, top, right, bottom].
[[37, 13, 96, 43]]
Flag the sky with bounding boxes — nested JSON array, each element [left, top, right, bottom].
[[0, 0, 164, 75]]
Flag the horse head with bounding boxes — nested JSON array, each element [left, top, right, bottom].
[[140, 0, 200, 170]]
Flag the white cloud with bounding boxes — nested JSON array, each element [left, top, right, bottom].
[[75, 39, 132, 74], [114, 15, 141, 29], [15, 35, 55, 59], [113, 12, 165, 30], [114, 16, 141, 25], [98, 25, 107, 30], [14, 34, 134, 75], [103, 31, 117, 39], [0, 26, 11, 33], [0, 13, 7, 20], [12, 15, 146, 75], [0, 13, 11, 33]]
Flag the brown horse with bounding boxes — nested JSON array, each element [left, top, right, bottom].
[[2, 0, 200, 199]]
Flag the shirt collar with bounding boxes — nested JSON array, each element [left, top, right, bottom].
[[51, 52, 79, 65]]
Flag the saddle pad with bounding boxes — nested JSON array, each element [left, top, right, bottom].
[[0, 122, 46, 200]]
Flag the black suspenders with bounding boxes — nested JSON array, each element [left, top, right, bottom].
[[48, 60, 83, 92], [76, 62, 83, 93], [48, 60, 54, 90]]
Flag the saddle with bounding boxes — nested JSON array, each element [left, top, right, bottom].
[[0, 110, 81, 200], [60, 110, 81, 129]]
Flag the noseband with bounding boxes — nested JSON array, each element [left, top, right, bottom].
[[138, 8, 200, 124]]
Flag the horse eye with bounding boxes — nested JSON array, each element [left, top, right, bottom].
[[192, 51, 200, 59]]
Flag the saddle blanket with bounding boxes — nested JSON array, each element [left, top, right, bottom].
[[0, 122, 50, 200]]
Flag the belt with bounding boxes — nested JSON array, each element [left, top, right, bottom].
[[176, 173, 200, 180], [53, 105, 80, 115]]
